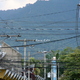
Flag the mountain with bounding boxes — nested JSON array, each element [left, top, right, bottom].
[[0, 0, 79, 20], [0, 0, 80, 58]]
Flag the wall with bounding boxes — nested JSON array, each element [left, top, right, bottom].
[[0, 41, 22, 74]]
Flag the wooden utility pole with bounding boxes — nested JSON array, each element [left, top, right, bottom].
[[16, 39, 35, 80], [38, 51, 47, 80], [75, 4, 80, 46]]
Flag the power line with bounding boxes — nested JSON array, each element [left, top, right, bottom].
[[0, 33, 78, 35], [1, 35, 80, 48], [1, 59, 80, 64], [5, 17, 77, 28], [5, 9, 76, 20], [75, 4, 80, 47]]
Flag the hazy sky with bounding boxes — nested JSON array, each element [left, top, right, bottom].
[[0, 0, 37, 10]]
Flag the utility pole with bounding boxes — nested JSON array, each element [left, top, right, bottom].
[[0, 35, 21, 42], [75, 4, 80, 46], [24, 39, 27, 80], [0, 35, 21, 37], [28, 51, 30, 80], [0, 35, 21, 45], [38, 51, 47, 80], [44, 52, 46, 80], [0, 34, 21, 48], [16, 39, 35, 80]]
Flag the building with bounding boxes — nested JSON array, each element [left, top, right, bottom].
[[0, 41, 22, 74], [0, 69, 25, 80]]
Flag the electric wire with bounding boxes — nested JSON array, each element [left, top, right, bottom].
[[55, 37, 77, 50], [0, 17, 78, 36], [0, 8, 76, 36], [0, 8, 79, 54], [75, 5, 79, 47], [0, 17, 21, 36], [1, 35, 80, 48], [5, 8, 76, 20]]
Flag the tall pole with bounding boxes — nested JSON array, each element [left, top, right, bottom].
[[16, 39, 35, 80], [42, 51, 48, 80], [44, 52, 46, 80], [75, 4, 79, 46], [38, 51, 47, 80], [24, 39, 27, 80], [16, 39, 27, 80], [28, 52, 30, 80]]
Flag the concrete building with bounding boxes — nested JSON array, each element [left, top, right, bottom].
[[0, 41, 22, 74]]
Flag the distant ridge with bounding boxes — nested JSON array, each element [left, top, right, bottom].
[[0, 0, 80, 55], [37, 0, 50, 1], [0, 0, 79, 19]]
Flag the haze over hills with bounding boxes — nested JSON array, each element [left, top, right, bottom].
[[0, 0, 80, 58], [0, 0, 79, 20]]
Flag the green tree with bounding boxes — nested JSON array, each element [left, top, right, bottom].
[[29, 57, 44, 77], [60, 47, 74, 55], [59, 48, 80, 80]]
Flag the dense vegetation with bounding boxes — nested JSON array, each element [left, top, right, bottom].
[[59, 48, 80, 80], [25, 47, 80, 80]]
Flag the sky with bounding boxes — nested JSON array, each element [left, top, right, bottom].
[[0, 0, 37, 10]]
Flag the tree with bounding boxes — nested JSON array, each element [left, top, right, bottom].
[[60, 47, 74, 55], [29, 57, 44, 77], [59, 48, 80, 80]]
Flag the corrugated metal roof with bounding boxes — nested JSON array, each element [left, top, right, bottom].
[[0, 69, 27, 80]]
